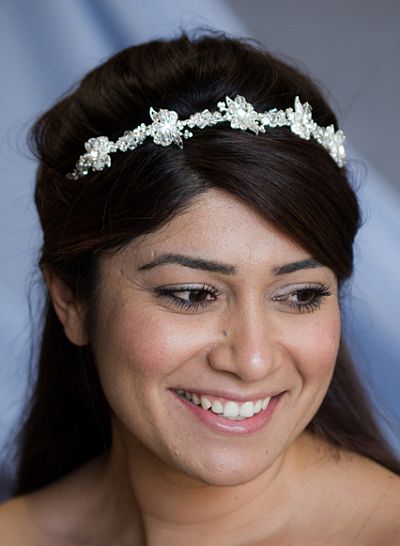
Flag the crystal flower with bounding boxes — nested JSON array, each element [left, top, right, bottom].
[[84, 136, 112, 171], [149, 108, 183, 148], [222, 96, 262, 134], [323, 126, 346, 167], [288, 97, 314, 139]]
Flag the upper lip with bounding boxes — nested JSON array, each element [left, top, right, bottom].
[[172, 388, 284, 403]]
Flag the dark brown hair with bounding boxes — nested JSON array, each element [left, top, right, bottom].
[[14, 30, 400, 495]]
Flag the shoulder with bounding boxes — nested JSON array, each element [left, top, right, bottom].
[[343, 454, 400, 544], [0, 496, 40, 546], [0, 484, 92, 546], [309, 438, 400, 544], [0, 457, 108, 546]]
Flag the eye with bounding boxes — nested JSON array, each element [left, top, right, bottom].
[[155, 284, 220, 312], [272, 283, 333, 314]]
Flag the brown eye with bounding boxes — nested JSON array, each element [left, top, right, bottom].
[[187, 289, 212, 303], [156, 284, 220, 312], [295, 288, 317, 303], [272, 284, 333, 314]]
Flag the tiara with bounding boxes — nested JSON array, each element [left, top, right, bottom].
[[66, 95, 346, 179]]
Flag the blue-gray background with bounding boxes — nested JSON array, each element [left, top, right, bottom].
[[1, 0, 399, 498]]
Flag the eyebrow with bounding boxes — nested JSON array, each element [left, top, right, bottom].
[[138, 253, 323, 276], [138, 254, 236, 275], [272, 258, 323, 275]]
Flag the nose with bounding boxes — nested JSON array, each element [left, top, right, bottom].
[[207, 300, 281, 382]]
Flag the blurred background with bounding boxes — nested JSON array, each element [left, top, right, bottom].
[[1, 0, 399, 499]]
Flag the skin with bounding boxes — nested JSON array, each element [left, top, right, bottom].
[[1, 189, 400, 545]]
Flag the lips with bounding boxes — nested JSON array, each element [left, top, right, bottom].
[[172, 388, 283, 435], [176, 389, 273, 420]]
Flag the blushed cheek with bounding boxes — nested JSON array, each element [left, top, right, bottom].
[[93, 312, 173, 382], [90, 302, 215, 443], [91, 301, 208, 387], [88, 305, 173, 431], [287, 312, 341, 382]]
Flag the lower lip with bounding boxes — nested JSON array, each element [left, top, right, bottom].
[[172, 391, 283, 435]]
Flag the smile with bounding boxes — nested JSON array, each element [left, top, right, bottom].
[[176, 389, 271, 420]]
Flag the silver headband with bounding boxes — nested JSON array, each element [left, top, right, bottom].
[[67, 95, 346, 179]]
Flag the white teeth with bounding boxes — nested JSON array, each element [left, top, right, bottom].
[[223, 401, 240, 418], [239, 401, 255, 418], [178, 389, 274, 419], [261, 397, 271, 410], [200, 396, 212, 410], [211, 400, 223, 414]]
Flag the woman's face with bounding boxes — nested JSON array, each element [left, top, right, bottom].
[[90, 189, 340, 486]]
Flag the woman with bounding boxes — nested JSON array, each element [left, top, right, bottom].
[[1, 31, 399, 544]]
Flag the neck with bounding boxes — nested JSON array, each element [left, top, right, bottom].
[[98, 424, 314, 545]]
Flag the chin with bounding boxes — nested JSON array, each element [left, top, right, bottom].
[[170, 450, 276, 488], [187, 465, 269, 488]]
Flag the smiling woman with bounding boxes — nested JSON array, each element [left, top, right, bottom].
[[1, 30, 400, 545], [85, 190, 341, 479]]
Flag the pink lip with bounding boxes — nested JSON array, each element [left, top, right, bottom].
[[172, 388, 282, 403], [171, 391, 283, 435]]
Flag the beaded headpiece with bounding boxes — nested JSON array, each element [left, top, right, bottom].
[[67, 95, 346, 179]]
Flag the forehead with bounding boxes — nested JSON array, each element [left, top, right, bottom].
[[122, 189, 310, 267]]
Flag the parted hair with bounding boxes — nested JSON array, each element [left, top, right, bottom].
[[15, 30, 400, 495]]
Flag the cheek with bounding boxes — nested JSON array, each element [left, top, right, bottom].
[[89, 298, 218, 450], [89, 302, 182, 440], [91, 299, 213, 391], [284, 308, 341, 382], [93, 307, 172, 385]]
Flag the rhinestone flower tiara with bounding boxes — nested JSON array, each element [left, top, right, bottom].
[[66, 95, 346, 179]]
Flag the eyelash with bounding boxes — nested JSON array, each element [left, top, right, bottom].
[[156, 284, 220, 312], [272, 283, 332, 314], [155, 283, 332, 314]]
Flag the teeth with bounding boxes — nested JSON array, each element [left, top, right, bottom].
[[223, 401, 240, 418], [200, 396, 212, 410], [211, 400, 223, 414], [262, 397, 271, 410], [178, 389, 273, 419], [239, 401, 254, 418]]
